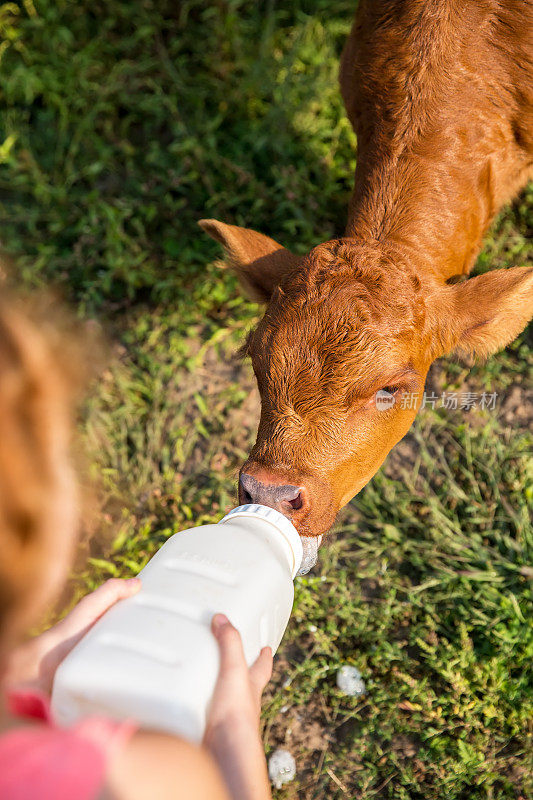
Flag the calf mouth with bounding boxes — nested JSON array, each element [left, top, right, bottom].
[[298, 534, 323, 575]]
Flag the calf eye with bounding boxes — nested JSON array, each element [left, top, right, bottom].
[[372, 385, 401, 412], [381, 385, 400, 396]]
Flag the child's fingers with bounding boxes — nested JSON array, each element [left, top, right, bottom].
[[249, 646, 273, 696], [212, 615, 273, 691], [66, 578, 141, 628], [41, 578, 142, 667], [211, 614, 247, 675]]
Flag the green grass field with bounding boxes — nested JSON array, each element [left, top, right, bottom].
[[1, 2, 532, 798]]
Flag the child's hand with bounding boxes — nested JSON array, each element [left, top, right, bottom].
[[5, 578, 141, 695], [207, 614, 273, 735], [204, 614, 273, 800]]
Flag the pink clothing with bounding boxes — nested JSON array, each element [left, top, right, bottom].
[[0, 689, 137, 800]]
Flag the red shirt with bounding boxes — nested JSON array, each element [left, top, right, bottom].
[[0, 689, 137, 800]]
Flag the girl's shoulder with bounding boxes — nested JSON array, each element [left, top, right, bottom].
[[106, 728, 230, 800]]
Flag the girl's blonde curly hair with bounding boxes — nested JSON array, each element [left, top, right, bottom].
[[0, 292, 89, 642]]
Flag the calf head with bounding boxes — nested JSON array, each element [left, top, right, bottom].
[[200, 220, 533, 540]]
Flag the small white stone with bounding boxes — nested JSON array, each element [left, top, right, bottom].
[[268, 749, 296, 789], [336, 665, 366, 696], [308, 624, 317, 633]]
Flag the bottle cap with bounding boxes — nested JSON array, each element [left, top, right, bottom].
[[219, 504, 303, 579]]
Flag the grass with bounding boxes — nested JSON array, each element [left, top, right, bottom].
[[1, 1, 532, 798]]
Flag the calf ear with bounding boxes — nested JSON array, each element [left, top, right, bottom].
[[434, 267, 533, 359], [198, 219, 301, 302]]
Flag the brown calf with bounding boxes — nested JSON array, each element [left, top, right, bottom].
[[200, 0, 533, 557]]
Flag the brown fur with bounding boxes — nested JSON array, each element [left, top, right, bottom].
[[200, 0, 533, 537]]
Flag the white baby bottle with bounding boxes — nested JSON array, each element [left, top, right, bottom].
[[51, 504, 303, 742]]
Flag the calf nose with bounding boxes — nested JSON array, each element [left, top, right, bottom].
[[239, 472, 308, 515]]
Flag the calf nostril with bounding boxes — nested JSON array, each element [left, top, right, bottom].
[[239, 473, 256, 505], [281, 486, 306, 513], [288, 492, 303, 511]]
